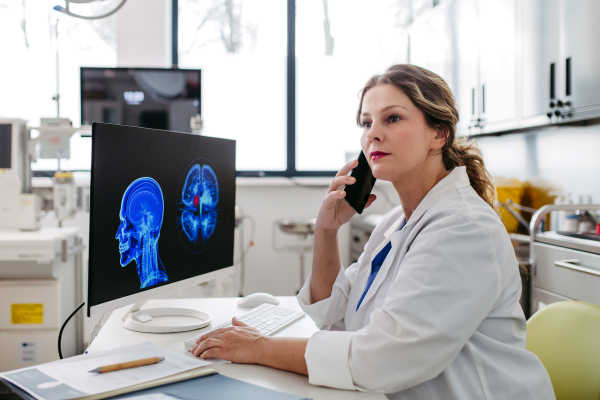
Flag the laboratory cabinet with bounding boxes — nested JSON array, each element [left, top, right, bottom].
[[0, 228, 84, 372], [450, 0, 518, 136], [402, 0, 600, 135], [530, 232, 600, 316], [407, 0, 519, 136], [520, 0, 561, 128], [519, 0, 600, 128], [561, 0, 600, 120]]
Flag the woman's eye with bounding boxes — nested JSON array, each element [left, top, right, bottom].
[[388, 115, 401, 123], [361, 120, 372, 128]]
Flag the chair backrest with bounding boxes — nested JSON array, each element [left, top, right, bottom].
[[527, 301, 600, 400]]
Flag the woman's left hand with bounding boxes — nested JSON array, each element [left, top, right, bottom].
[[191, 317, 265, 363]]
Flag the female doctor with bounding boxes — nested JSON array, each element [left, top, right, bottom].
[[191, 64, 555, 399]]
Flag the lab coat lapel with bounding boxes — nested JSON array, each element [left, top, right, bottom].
[[353, 231, 404, 317]]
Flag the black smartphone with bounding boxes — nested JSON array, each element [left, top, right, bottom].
[[343, 151, 376, 214]]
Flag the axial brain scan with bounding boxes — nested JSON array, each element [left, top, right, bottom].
[[116, 177, 168, 288], [177, 159, 220, 253]]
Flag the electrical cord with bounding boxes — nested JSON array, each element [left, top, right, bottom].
[[58, 301, 85, 359]]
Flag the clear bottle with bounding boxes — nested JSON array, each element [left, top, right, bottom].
[[559, 193, 577, 232]]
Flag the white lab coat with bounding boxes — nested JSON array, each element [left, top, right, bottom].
[[297, 167, 555, 399]]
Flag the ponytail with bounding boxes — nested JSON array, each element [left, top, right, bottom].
[[442, 137, 497, 210], [357, 64, 497, 211]]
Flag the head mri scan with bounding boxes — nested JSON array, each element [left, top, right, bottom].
[[116, 177, 168, 288], [177, 159, 220, 253]]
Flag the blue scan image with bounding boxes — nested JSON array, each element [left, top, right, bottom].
[[115, 177, 168, 289], [177, 161, 219, 252]]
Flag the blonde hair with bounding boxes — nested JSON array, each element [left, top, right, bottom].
[[356, 64, 496, 210]]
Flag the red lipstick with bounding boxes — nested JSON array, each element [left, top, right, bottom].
[[370, 151, 389, 161]]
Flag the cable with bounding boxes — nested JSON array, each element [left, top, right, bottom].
[[58, 301, 84, 359], [54, 0, 128, 20], [87, 312, 106, 349]]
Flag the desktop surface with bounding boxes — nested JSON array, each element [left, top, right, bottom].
[[88, 297, 384, 400]]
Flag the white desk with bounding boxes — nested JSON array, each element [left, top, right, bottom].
[[88, 297, 384, 400]]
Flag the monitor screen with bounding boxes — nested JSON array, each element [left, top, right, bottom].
[[87, 123, 235, 316], [0, 124, 11, 169], [81, 68, 201, 133]]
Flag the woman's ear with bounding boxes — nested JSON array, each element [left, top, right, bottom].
[[432, 126, 448, 150]]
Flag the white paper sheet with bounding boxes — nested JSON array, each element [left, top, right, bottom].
[[0, 342, 211, 400]]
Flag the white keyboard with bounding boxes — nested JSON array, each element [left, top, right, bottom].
[[184, 303, 305, 351]]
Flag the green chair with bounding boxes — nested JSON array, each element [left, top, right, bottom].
[[527, 301, 600, 400]]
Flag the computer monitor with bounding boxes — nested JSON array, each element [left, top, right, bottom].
[[81, 68, 201, 133], [87, 123, 236, 332]]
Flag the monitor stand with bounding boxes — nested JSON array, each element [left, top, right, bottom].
[[121, 300, 212, 333]]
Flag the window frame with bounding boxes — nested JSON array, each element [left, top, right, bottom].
[[173, 0, 338, 178]]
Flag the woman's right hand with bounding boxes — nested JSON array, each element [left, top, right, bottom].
[[315, 160, 377, 232]]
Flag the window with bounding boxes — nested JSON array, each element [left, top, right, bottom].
[[178, 0, 401, 175], [295, 0, 398, 171], [178, 0, 287, 172]]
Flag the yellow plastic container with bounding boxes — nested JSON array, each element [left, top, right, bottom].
[[493, 177, 525, 233]]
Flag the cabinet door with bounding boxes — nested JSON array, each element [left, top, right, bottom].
[[449, 0, 479, 136], [478, 0, 517, 132], [521, 0, 560, 127], [562, 0, 600, 111]]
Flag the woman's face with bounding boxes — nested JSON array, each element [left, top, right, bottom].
[[360, 83, 443, 183]]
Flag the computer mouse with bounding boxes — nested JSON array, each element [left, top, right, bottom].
[[237, 292, 281, 308]]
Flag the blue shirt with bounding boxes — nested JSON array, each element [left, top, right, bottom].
[[356, 218, 407, 311]]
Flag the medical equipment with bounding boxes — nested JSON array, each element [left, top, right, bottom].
[[0, 228, 84, 372], [18, 194, 42, 231], [183, 303, 304, 351], [349, 214, 386, 264], [190, 114, 203, 135], [273, 219, 316, 293], [529, 204, 600, 317], [87, 123, 236, 334], [53, 0, 129, 20], [53, 172, 77, 226]]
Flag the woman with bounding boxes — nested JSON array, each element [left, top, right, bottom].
[[191, 65, 555, 399]]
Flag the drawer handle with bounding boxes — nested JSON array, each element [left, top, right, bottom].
[[554, 259, 600, 277]]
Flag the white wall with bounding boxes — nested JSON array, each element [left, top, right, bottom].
[[116, 0, 171, 68], [232, 179, 398, 296]]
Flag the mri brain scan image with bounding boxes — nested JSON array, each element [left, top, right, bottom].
[[177, 159, 220, 253], [116, 177, 168, 288]]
